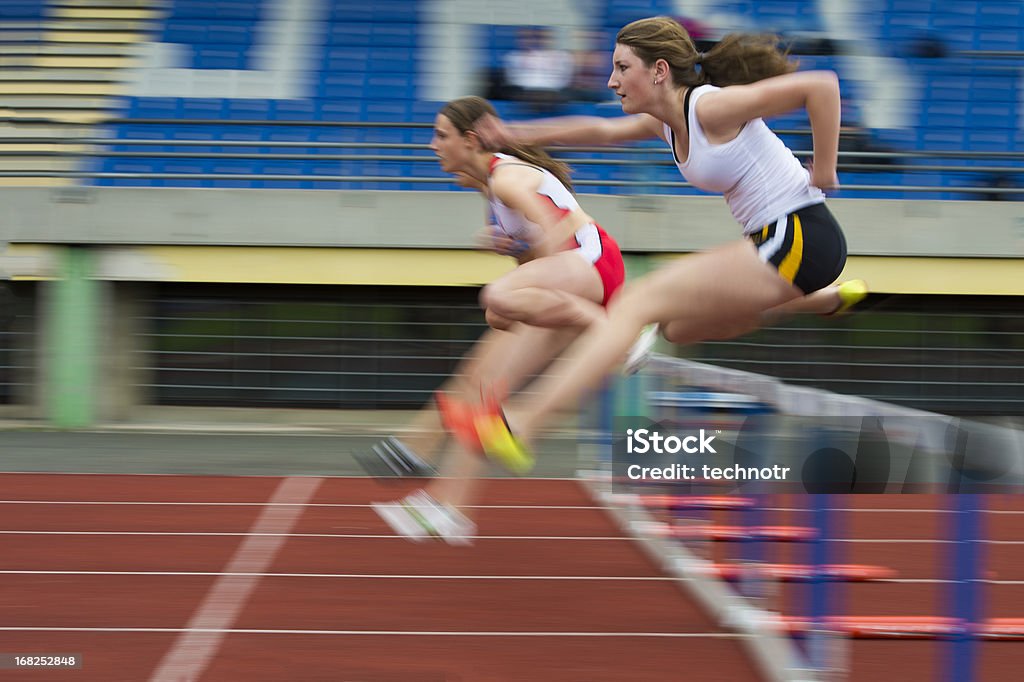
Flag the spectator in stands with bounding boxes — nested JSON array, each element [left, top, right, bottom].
[[569, 29, 614, 103], [503, 26, 575, 111], [443, 16, 867, 472], [907, 31, 949, 59], [367, 96, 626, 544], [986, 173, 1023, 202]]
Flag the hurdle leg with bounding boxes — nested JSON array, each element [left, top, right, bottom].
[[948, 492, 984, 682]]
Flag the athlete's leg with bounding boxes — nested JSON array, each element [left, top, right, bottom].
[[761, 279, 866, 321], [388, 323, 577, 462], [480, 250, 606, 329], [497, 240, 804, 445], [376, 324, 583, 541], [427, 324, 580, 509], [663, 279, 867, 345]]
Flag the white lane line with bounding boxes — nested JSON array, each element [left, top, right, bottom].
[[0, 531, 629, 541], [7, 532, 1022, 544], [147, 476, 322, 682], [7, 500, 1024, 513], [7, 532, 1024, 544], [0, 501, 602, 509], [6, 570, 1024, 584], [0, 626, 745, 637], [0, 570, 672, 580]]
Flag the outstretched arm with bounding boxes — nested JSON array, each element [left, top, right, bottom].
[[476, 112, 662, 148], [696, 70, 841, 189]]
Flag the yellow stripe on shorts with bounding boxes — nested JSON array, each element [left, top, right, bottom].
[[778, 214, 804, 284]]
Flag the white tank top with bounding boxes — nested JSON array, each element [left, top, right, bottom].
[[663, 84, 824, 234], [487, 153, 602, 262]]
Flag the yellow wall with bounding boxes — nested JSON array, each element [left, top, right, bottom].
[[7, 243, 1024, 295]]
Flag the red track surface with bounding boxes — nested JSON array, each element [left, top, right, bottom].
[[2, 475, 1021, 680], [0, 474, 758, 681]]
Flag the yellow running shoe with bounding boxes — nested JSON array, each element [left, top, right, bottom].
[[831, 279, 868, 316], [474, 412, 535, 475]]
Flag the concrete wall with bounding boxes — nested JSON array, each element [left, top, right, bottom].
[[2, 187, 1023, 257]]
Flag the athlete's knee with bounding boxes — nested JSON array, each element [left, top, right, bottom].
[[479, 283, 495, 310], [485, 307, 515, 331], [481, 280, 512, 312], [485, 281, 533, 323], [661, 321, 686, 344]]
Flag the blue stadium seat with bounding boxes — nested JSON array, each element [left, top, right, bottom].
[[194, 48, 246, 69], [170, 0, 264, 20], [178, 98, 227, 119], [363, 101, 413, 123], [317, 99, 363, 121], [271, 99, 317, 121], [365, 76, 415, 100], [225, 99, 272, 121], [95, 0, 1019, 194], [326, 0, 419, 23], [130, 98, 181, 118], [215, 130, 263, 155]]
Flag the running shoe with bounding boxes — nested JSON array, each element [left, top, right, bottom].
[[829, 279, 868, 316], [372, 490, 476, 545], [354, 436, 436, 479], [474, 403, 535, 475], [622, 323, 659, 376], [405, 490, 477, 546], [371, 500, 432, 542]]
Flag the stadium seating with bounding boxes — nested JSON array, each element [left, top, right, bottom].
[[5, 0, 1016, 195]]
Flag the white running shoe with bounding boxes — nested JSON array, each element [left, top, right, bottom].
[[405, 490, 477, 546], [623, 324, 659, 376], [371, 500, 432, 542]]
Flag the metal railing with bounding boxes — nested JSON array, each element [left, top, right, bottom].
[[2, 117, 1021, 197]]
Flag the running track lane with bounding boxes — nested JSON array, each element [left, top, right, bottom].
[[658, 493, 1024, 680], [0, 473, 760, 681]]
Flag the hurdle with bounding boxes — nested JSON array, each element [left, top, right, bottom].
[[580, 354, 1024, 681]]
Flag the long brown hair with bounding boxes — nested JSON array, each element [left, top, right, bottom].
[[616, 16, 796, 88], [439, 96, 574, 191]]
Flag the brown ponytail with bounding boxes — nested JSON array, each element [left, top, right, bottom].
[[616, 16, 796, 89]]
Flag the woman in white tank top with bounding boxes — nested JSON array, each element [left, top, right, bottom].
[[440, 17, 869, 474]]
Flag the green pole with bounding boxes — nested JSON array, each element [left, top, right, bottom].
[[50, 247, 96, 428]]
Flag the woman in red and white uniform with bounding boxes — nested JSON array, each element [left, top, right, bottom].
[[370, 96, 625, 544]]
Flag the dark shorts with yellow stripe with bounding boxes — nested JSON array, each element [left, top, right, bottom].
[[748, 201, 847, 294]]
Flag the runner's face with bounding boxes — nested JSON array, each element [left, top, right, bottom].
[[607, 44, 653, 114], [430, 114, 473, 173]]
